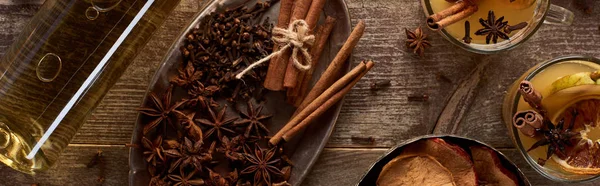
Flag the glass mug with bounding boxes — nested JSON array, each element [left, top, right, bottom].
[[0, 0, 180, 174], [502, 56, 600, 182], [421, 0, 574, 54]]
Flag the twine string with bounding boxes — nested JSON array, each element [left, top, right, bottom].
[[235, 19, 315, 79]]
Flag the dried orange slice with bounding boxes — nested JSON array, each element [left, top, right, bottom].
[[550, 99, 600, 174], [538, 71, 600, 175]]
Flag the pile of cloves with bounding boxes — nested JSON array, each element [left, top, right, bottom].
[[174, 1, 275, 103]]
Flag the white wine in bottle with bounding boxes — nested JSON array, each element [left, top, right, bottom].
[[0, 0, 180, 174]]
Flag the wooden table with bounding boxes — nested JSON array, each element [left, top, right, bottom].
[[0, 0, 599, 185]]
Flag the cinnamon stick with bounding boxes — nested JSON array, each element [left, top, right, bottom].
[[426, 0, 478, 31], [280, 0, 313, 89], [270, 61, 371, 145], [305, 0, 327, 28], [428, 5, 478, 31], [295, 20, 366, 115], [518, 80, 543, 111], [294, 16, 337, 105], [513, 110, 543, 137], [283, 0, 321, 88], [264, 0, 295, 91], [282, 60, 375, 142]]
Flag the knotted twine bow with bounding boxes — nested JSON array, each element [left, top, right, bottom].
[[235, 19, 315, 79]]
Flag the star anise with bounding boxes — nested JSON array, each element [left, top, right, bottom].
[[171, 61, 203, 88], [196, 105, 238, 141], [217, 136, 245, 161], [168, 170, 205, 186], [142, 136, 165, 167], [164, 137, 215, 173], [235, 101, 272, 138], [405, 26, 431, 57], [174, 111, 203, 142], [149, 175, 169, 186], [474, 11, 509, 44], [527, 110, 581, 166], [206, 168, 239, 186], [186, 81, 220, 109], [241, 144, 283, 186], [138, 85, 187, 134]]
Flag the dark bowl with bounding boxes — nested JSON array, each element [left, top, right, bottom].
[[358, 135, 531, 186], [128, 0, 352, 185]]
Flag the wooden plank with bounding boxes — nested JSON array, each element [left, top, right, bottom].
[[1, 147, 598, 185], [302, 148, 600, 186], [325, 0, 481, 148], [0, 145, 129, 186]]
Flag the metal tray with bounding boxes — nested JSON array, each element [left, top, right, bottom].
[[358, 135, 531, 186], [128, 0, 351, 185]]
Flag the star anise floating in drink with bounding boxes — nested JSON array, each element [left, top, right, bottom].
[[527, 111, 581, 166], [135, 2, 293, 186], [405, 26, 431, 57], [474, 11, 528, 44]]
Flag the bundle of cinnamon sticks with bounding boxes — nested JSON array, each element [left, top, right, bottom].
[[264, 0, 372, 144], [269, 20, 371, 145], [427, 0, 479, 31], [264, 0, 341, 106]]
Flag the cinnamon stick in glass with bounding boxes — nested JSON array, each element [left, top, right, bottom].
[[282, 60, 375, 143], [518, 80, 543, 111], [264, 0, 294, 91], [295, 20, 365, 114], [270, 60, 373, 145], [428, 5, 478, 31], [294, 16, 337, 105], [426, 0, 478, 31]]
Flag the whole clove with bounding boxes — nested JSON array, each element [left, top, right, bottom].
[[351, 136, 376, 145], [408, 94, 429, 102], [87, 150, 103, 168], [504, 22, 528, 34], [574, 0, 593, 14], [436, 73, 452, 83], [462, 21, 472, 44], [370, 80, 392, 91]]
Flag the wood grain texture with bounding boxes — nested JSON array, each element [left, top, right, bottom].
[[0, 145, 129, 186], [0, 0, 600, 185]]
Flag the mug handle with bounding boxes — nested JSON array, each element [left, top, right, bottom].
[[544, 4, 574, 26]]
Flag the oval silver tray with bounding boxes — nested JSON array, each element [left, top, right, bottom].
[[128, 0, 352, 185]]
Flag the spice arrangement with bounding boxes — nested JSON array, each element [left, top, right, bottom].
[[426, 0, 531, 44], [132, 0, 372, 185], [512, 59, 600, 175], [376, 138, 520, 186]]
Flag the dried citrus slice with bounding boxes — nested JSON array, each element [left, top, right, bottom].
[[548, 99, 600, 174], [542, 80, 600, 174]]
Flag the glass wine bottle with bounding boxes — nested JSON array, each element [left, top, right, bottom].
[[0, 0, 180, 174]]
